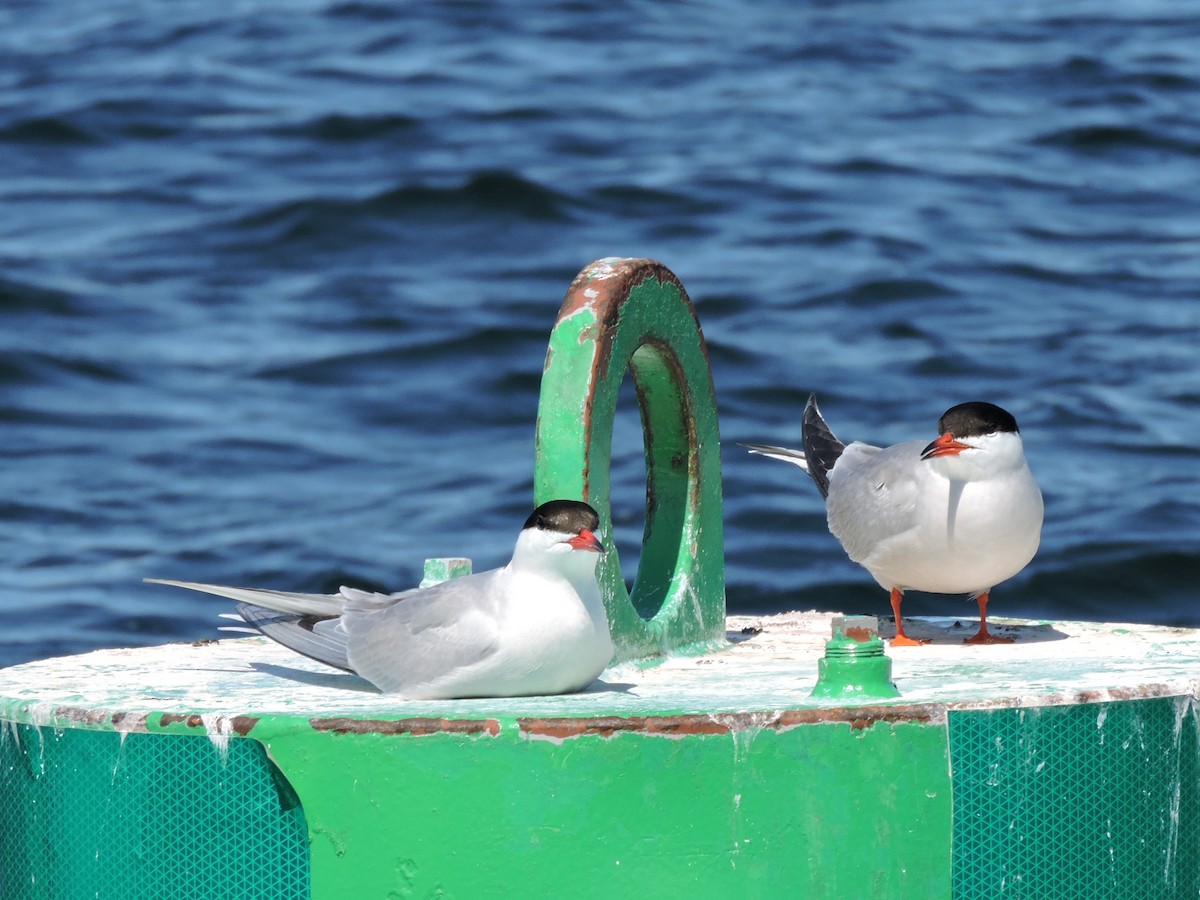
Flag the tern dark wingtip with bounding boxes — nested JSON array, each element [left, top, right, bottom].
[[801, 394, 846, 500]]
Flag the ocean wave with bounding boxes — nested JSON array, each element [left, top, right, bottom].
[[0, 349, 133, 389], [254, 323, 545, 384], [1033, 124, 1200, 158], [270, 112, 422, 142], [805, 277, 959, 308], [0, 276, 81, 315], [588, 183, 726, 218], [371, 171, 572, 220], [0, 115, 99, 145], [324, 1, 409, 22], [225, 170, 574, 250]]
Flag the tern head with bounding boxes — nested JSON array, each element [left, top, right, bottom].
[[920, 402, 1027, 478], [513, 500, 606, 571]]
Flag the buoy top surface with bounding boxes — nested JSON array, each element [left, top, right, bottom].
[[1, 614, 1197, 735]]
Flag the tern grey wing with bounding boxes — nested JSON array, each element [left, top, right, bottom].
[[825, 441, 921, 566], [234, 602, 352, 671], [144, 578, 346, 617], [338, 585, 417, 629], [344, 569, 507, 695]]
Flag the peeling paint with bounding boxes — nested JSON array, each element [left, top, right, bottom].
[[157, 711, 259, 737], [309, 716, 501, 737], [517, 705, 943, 742]]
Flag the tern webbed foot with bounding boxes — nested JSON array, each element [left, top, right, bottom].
[[964, 628, 1014, 645]]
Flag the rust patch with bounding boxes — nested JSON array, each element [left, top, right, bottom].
[[558, 258, 642, 317], [519, 705, 943, 740], [560, 260, 679, 376], [522, 715, 729, 740], [309, 716, 502, 737], [843, 627, 877, 642], [157, 712, 259, 736], [33, 706, 258, 737], [231, 716, 260, 736], [159, 712, 198, 728]]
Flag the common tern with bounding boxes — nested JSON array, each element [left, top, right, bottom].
[[746, 396, 1042, 645], [147, 500, 614, 697]]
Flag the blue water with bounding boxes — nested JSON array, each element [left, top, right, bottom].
[[2, 1, 1198, 668]]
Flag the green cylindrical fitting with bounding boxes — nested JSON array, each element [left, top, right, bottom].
[[809, 631, 901, 700], [419, 557, 472, 589]]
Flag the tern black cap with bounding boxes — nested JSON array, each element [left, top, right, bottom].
[[524, 500, 600, 534], [937, 402, 1019, 438]]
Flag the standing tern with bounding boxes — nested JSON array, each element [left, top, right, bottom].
[[745, 396, 1043, 645], [147, 500, 614, 698]]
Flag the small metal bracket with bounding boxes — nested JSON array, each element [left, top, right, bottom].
[[534, 258, 725, 661]]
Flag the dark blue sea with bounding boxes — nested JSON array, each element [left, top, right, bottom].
[[2, 0, 1198, 668]]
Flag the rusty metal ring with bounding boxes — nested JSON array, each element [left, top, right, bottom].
[[533, 258, 725, 660]]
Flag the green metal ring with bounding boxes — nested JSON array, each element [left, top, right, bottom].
[[534, 258, 725, 660]]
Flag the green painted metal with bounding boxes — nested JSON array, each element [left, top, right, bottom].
[[534, 258, 725, 661], [810, 631, 902, 701], [251, 714, 951, 899]]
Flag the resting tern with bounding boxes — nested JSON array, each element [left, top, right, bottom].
[[148, 500, 613, 697], [746, 396, 1042, 645]]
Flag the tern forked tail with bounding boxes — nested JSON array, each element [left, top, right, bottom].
[[741, 394, 846, 500]]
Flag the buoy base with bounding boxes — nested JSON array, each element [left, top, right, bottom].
[[2, 613, 1198, 898]]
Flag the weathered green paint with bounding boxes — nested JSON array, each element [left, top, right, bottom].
[[534, 258, 725, 661], [140, 710, 952, 899], [810, 631, 902, 701]]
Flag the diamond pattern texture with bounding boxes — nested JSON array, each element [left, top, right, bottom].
[[1, 725, 309, 899], [950, 697, 1200, 899]]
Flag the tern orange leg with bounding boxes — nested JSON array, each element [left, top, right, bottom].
[[964, 592, 1014, 644], [888, 587, 928, 646]]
